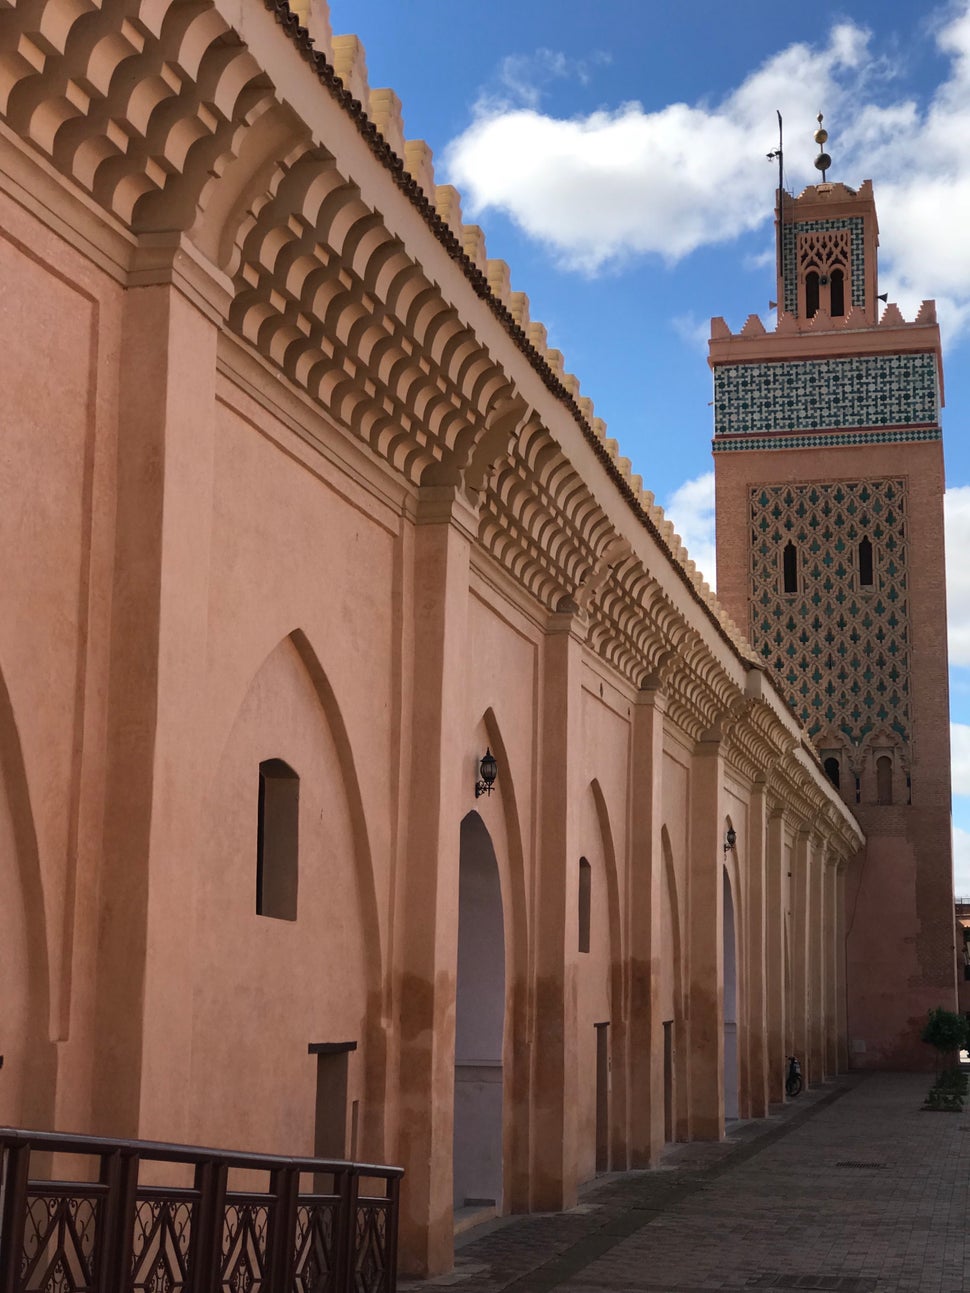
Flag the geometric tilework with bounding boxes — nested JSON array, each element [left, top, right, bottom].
[[782, 216, 865, 315], [749, 479, 910, 748], [714, 353, 939, 437], [713, 427, 942, 453]]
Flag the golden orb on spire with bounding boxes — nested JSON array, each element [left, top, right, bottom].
[[814, 111, 832, 176]]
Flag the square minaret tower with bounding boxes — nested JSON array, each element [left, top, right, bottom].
[[711, 167, 956, 1069]]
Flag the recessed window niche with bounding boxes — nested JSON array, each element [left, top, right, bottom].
[[257, 758, 299, 920]]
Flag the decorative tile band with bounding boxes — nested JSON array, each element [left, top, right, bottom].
[[782, 216, 864, 315], [713, 427, 942, 453], [713, 352, 939, 436]]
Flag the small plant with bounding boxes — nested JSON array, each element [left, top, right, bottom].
[[922, 1086, 965, 1113], [920, 1013, 969, 1111], [921, 1007, 968, 1067]]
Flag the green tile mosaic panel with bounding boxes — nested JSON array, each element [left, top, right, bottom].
[[749, 479, 910, 747], [782, 216, 865, 315], [712, 428, 942, 453], [714, 353, 938, 437]]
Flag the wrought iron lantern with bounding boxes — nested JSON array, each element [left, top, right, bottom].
[[475, 747, 497, 798], [724, 827, 737, 853]]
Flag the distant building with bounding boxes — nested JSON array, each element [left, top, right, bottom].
[[0, 1, 953, 1279]]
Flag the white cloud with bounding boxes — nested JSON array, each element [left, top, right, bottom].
[[946, 487, 970, 665], [954, 825, 970, 899], [662, 471, 716, 588], [444, 3, 970, 338], [671, 311, 711, 353], [445, 25, 872, 272], [483, 49, 611, 113]]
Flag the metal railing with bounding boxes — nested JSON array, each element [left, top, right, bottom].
[[0, 1125, 401, 1292]]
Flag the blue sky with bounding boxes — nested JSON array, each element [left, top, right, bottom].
[[327, 0, 970, 889]]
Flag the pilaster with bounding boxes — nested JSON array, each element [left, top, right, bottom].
[[94, 252, 219, 1142], [745, 780, 769, 1117], [789, 829, 811, 1089], [765, 803, 786, 1103], [628, 683, 667, 1164], [837, 860, 849, 1072], [395, 487, 475, 1276], [530, 608, 586, 1209], [824, 856, 840, 1074], [808, 835, 826, 1083], [688, 734, 726, 1140]]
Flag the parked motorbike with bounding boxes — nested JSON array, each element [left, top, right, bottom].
[[785, 1054, 802, 1097]]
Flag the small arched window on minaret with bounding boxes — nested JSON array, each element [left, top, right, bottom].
[[823, 756, 841, 790], [830, 267, 845, 317], [805, 271, 820, 318], [783, 541, 798, 593], [859, 536, 874, 587], [876, 755, 893, 805]]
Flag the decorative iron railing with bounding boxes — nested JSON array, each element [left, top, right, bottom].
[[0, 1126, 401, 1292]]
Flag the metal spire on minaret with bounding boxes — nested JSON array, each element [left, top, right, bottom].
[[814, 112, 832, 178]]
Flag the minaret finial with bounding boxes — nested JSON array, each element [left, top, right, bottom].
[[814, 112, 831, 179]]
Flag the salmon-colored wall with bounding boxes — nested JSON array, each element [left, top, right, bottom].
[[0, 7, 867, 1277]]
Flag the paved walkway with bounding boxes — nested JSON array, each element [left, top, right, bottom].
[[403, 1073, 970, 1292]]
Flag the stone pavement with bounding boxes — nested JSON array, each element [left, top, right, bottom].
[[402, 1073, 970, 1293]]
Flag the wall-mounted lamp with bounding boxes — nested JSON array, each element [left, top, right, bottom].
[[475, 748, 497, 798], [724, 827, 737, 853]]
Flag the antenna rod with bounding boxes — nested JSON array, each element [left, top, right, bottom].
[[776, 110, 784, 302]]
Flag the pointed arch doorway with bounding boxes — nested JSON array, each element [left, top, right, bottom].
[[723, 867, 739, 1120], [453, 812, 506, 1213]]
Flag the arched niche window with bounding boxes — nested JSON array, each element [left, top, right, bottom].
[[876, 755, 893, 806], [579, 857, 591, 953], [257, 758, 299, 920], [830, 267, 845, 316], [805, 271, 820, 318], [823, 756, 841, 790], [782, 541, 798, 594], [858, 536, 873, 587]]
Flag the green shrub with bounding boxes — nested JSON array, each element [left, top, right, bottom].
[[921, 1008, 968, 1060], [923, 1086, 964, 1112]]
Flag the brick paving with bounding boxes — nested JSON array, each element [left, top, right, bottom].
[[402, 1073, 970, 1293]]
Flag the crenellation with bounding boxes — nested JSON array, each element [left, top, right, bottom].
[[879, 302, 905, 327], [403, 138, 435, 199], [369, 88, 405, 157], [508, 290, 530, 330], [710, 316, 732, 340], [712, 299, 939, 341], [434, 184, 463, 236], [562, 371, 580, 398], [330, 34, 369, 107], [460, 224, 487, 273], [577, 395, 594, 426], [293, 0, 333, 56], [526, 320, 547, 353], [486, 258, 510, 305]]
